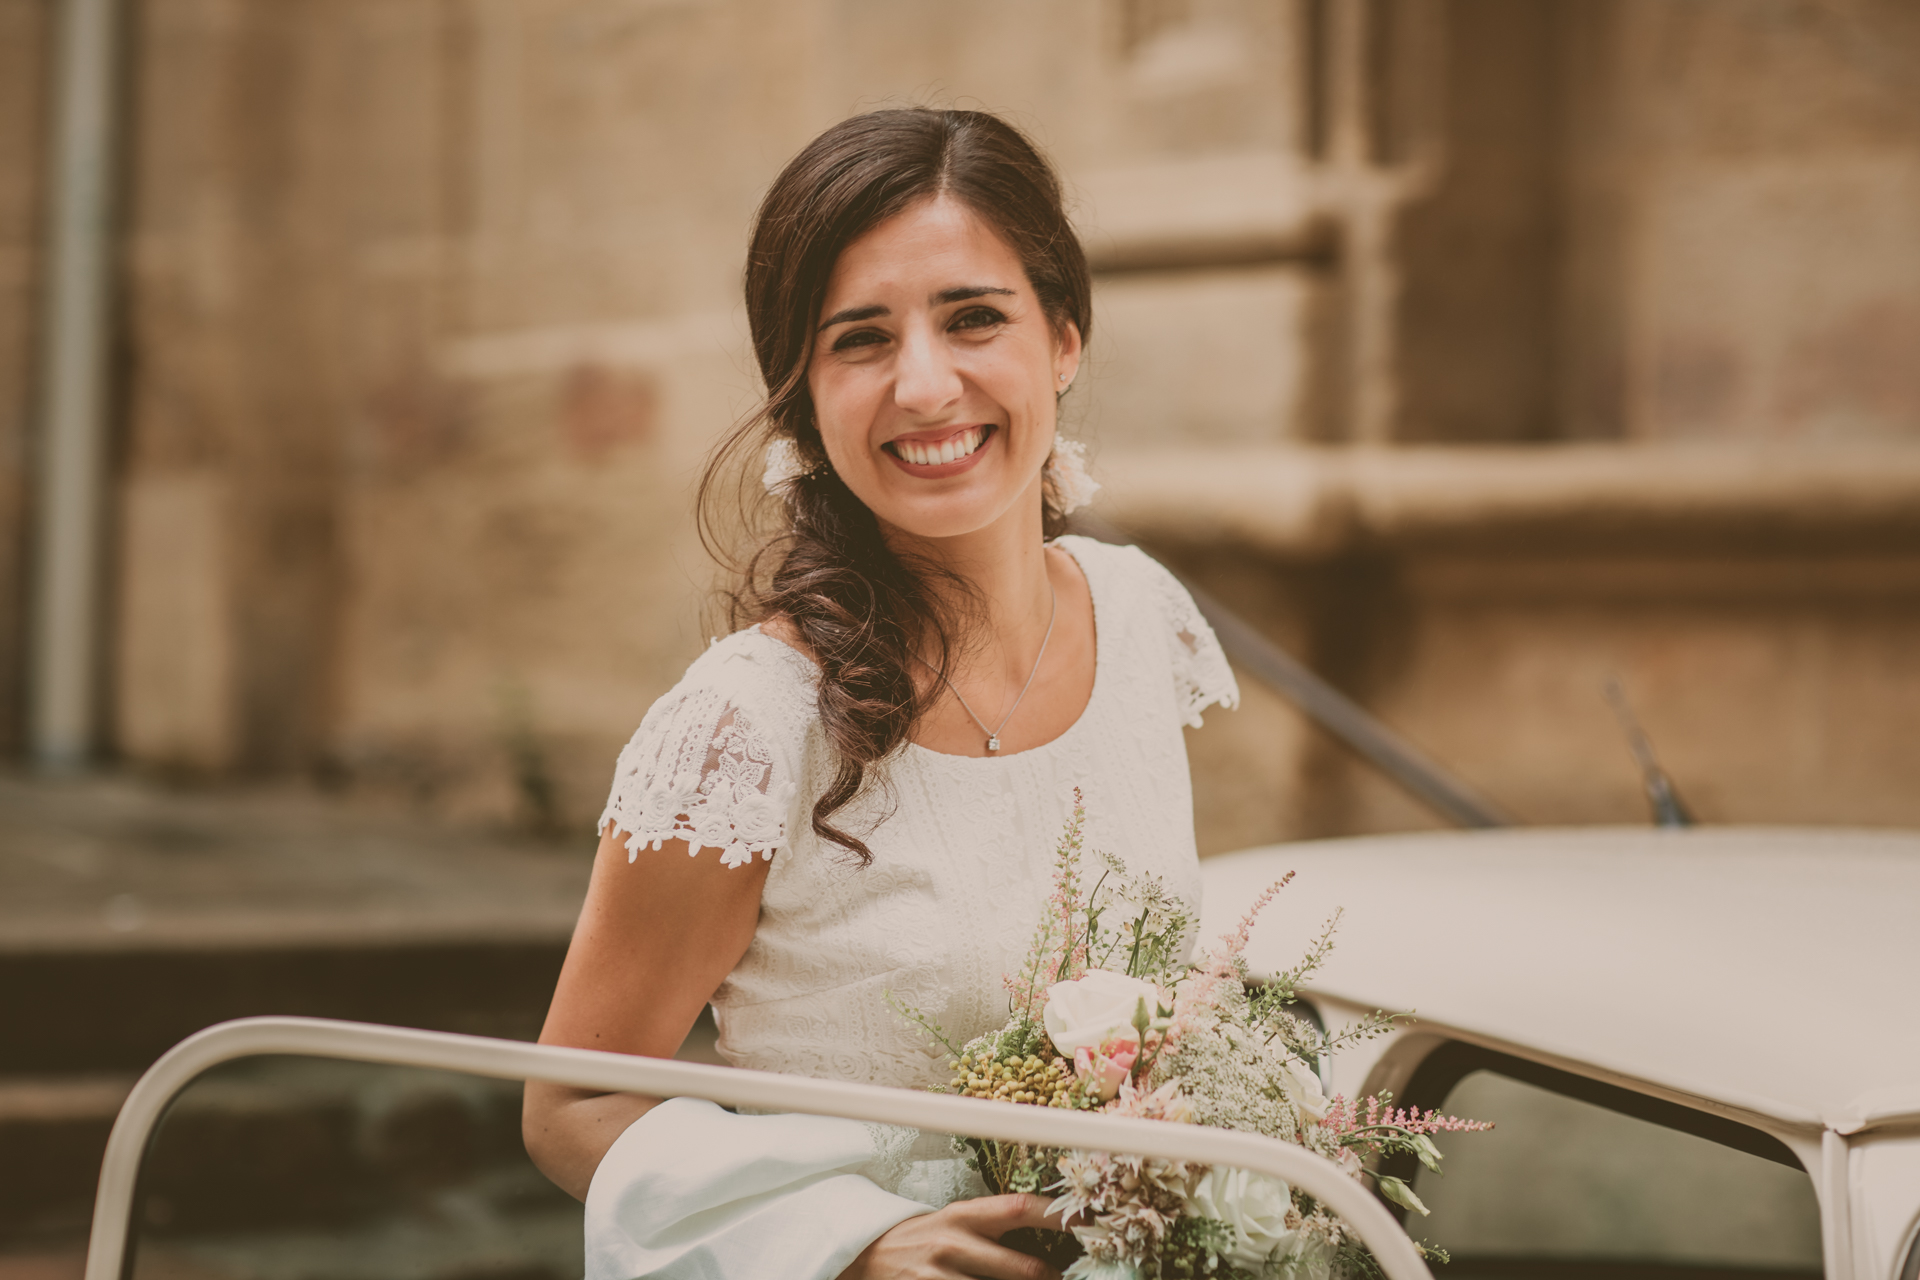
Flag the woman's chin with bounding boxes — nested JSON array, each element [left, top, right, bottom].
[[873, 487, 1035, 543]]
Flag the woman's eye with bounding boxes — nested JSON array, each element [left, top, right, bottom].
[[951, 307, 1007, 332], [831, 328, 886, 353]]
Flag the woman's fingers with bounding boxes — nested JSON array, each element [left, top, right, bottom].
[[934, 1195, 1067, 1280], [945, 1192, 1064, 1237], [838, 1195, 1071, 1280], [937, 1239, 1059, 1280]]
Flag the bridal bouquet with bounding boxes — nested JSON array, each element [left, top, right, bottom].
[[894, 794, 1488, 1280]]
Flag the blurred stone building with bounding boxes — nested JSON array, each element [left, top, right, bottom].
[[2, 0, 1917, 850]]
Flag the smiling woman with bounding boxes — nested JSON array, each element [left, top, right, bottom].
[[522, 109, 1239, 1280]]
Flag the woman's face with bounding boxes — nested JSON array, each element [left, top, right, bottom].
[[807, 195, 1081, 542]]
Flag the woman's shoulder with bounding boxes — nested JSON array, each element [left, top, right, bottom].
[[672, 621, 821, 702], [1055, 534, 1240, 726], [601, 627, 817, 868], [608, 627, 819, 771], [1055, 534, 1195, 625]]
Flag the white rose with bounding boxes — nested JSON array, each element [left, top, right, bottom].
[[1184, 1165, 1296, 1270], [1062, 1252, 1143, 1280], [1281, 1055, 1330, 1123], [1043, 971, 1162, 1056], [1281, 1236, 1337, 1280]]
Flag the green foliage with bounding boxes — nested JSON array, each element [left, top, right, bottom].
[[1255, 909, 1341, 1007], [1159, 1216, 1257, 1279], [993, 1015, 1052, 1061], [1007, 790, 1198, 1022], [1331, 1242, 1389, 1280], [1318, 1008, 1404, 1056], [1328, 1238, 1452, 1280], [954, 1135, 1061, 1198], [1376, 1175, 1430, 1217], [884, 990, 963, 1061], [1089, 850, 1196, 985]]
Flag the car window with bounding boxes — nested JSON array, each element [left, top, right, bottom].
[[1411, 1068, 1822, 1279], [124, 1055, 585, 1280]]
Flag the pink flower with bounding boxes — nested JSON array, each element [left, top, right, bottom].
[[1319, 1093, 1493, 1166], [1109, 1078, 1195, 1124], [1074, 1034, 1139, 1102], [1223, 872, 1295, 957], [1160, 872, 1295, 1053]]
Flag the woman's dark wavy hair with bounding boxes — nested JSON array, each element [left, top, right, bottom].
[[697, 108, 1092, 865]]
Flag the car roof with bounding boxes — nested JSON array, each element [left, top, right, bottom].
[[1198, 826, 1920, 1138]]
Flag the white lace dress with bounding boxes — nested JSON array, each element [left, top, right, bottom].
[[586, 537, 1237, 1274]]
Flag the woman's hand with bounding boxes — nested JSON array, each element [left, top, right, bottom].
[[840, 1195, 1067, 1280]]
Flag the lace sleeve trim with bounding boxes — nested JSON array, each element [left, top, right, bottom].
[[1140, 554, 1240, 728], [598, 692, 799, 870]]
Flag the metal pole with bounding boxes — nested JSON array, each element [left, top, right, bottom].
[[28, 0, 126, 770], [1182, 577, 1512, 828], [1071, 514, 1512, 828]]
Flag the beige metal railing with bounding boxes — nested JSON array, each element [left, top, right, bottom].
[[86, 1017, 1434, 1280]]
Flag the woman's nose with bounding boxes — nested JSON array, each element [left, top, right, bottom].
[[892, 327, 963, 417]]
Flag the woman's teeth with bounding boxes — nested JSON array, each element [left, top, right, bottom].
[[895, 426, 987, 467]]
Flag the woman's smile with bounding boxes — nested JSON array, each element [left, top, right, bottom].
[[806, 194, 1079, 542], [883, 423, 997, 473]]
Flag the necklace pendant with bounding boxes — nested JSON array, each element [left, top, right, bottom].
[[986, 734, 1000, 753]]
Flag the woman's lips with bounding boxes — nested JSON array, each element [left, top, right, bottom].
[[883, 424, 996, 476]]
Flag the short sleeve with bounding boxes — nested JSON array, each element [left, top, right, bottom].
[[1129, 547, 1241, 727], [598, 640, 807, 869]]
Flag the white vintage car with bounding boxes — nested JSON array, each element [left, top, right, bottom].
[[1202, 825, 1920, 1280]]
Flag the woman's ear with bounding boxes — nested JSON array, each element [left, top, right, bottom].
[[1054, 320, 1083, 391]]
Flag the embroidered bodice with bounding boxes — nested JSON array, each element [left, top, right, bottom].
[[597, 536, 1237, 1204]]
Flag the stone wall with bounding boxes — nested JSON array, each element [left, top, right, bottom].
[[1561, 0, 1920, 444], [1109, 445, 1920, 845], [103, 0, 1345, 823], [7, 0, 1918, 847]]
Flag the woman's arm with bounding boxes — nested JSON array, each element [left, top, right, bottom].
[[527, 827, 1064, 1279], [523, 824, 770, 1200]]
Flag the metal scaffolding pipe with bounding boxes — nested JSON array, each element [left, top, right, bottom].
[[28, 0, 126, 769]]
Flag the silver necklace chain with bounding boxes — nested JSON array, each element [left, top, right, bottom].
[[918, 578, 1058, 754]]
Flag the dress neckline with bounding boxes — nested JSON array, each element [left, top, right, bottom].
[[742, 536, 1107, 766], [903, 535, 1103, 766]]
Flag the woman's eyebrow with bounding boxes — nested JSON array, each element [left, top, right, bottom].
[[933, 286, 1015, 305], [818, 304, 888, 332], [816, 287, 1015, 333]]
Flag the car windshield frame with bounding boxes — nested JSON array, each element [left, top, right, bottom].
[[1375, 1037, 1807, 1213]]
